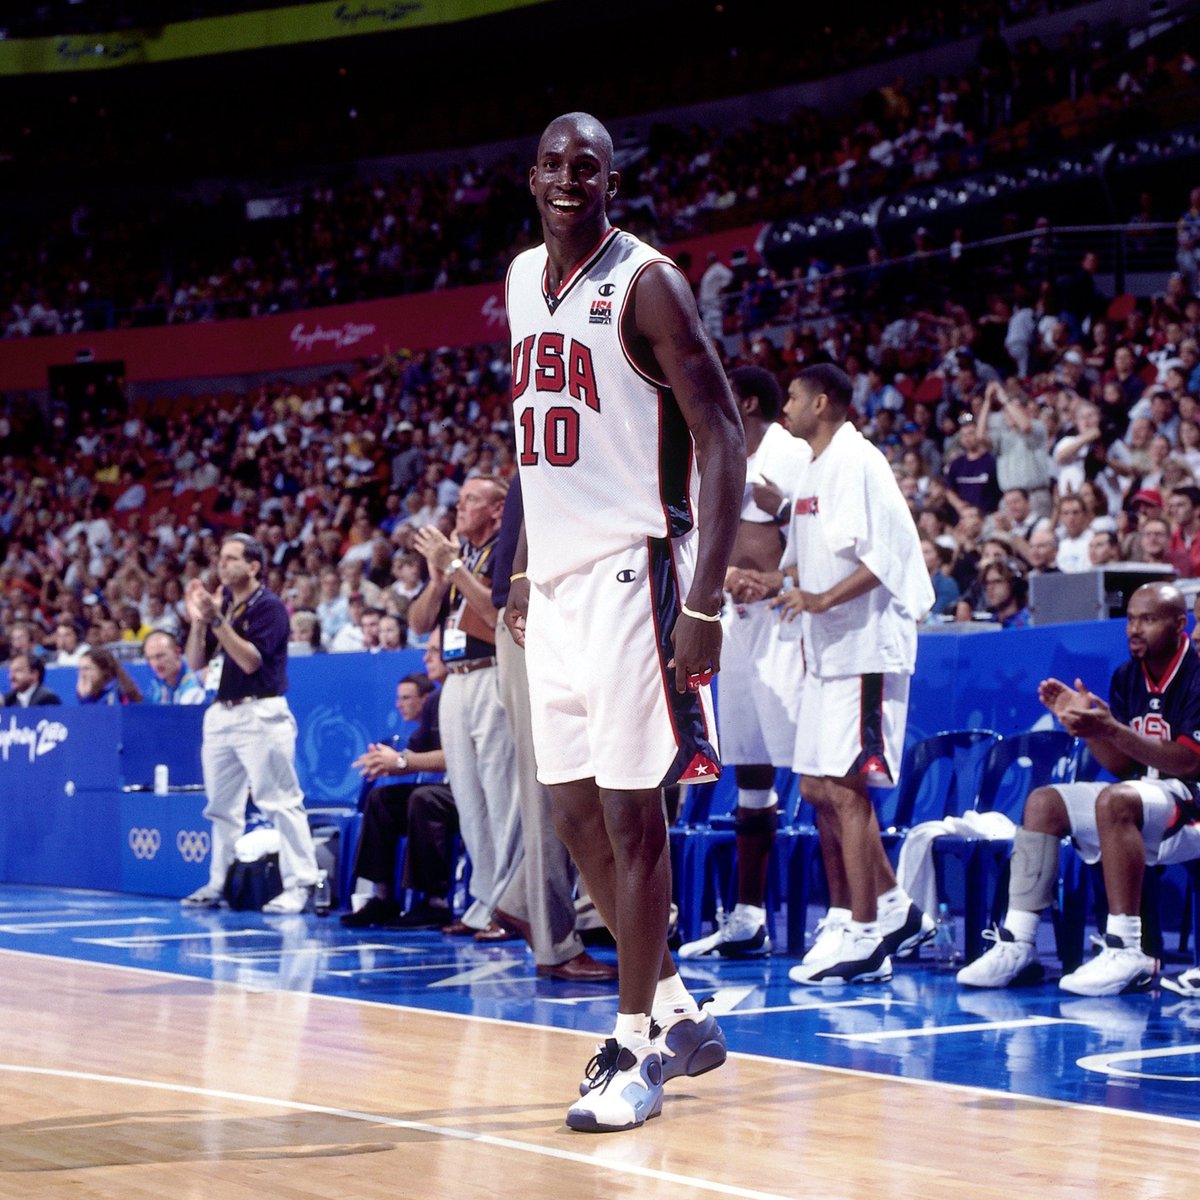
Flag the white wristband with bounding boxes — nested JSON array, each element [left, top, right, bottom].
[[681, 604, 721, 623]]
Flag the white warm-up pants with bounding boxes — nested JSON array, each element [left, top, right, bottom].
[[201, 696, 318, 892]]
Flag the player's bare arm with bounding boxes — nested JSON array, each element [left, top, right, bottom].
[[770, 562, 881, 621], [629, 261, 745, 692]]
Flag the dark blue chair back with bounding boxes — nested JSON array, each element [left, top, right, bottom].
[[975, 730, 1076, 822], [885, 729, 1002, 830]]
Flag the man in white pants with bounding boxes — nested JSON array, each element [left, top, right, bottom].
[[181, 533, 319, 914], [407, 475, 519, 939]]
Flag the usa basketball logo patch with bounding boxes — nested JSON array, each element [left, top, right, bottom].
[[589, 300, 613, 325]]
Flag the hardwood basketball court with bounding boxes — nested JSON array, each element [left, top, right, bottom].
[[0, 886, 1196, 1197]]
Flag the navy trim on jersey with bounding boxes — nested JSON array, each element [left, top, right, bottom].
[[541, 226, 622, 315], [848, 674, 891, 782], [617, 257, 684, 389], [645, 535, 720, 788], [657, 385, 696, 538]]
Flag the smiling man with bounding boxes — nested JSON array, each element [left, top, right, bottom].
[[504, 112, 745, 1133]]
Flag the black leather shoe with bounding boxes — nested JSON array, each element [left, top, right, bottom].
[[385, 901, 451, 930], [340, 897, 401, 928]]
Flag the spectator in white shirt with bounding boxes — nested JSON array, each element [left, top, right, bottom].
[[1055, 494, 1095, 573]]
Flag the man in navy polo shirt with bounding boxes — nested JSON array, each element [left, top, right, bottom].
[[181, 533, 319, 914]]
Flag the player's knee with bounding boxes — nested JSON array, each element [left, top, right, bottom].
[[1095, 784, 1143, 830], [1023, 785, 1067, 833]]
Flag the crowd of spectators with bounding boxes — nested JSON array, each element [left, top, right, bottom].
[[6, 210, 1200, 663], [0, 341, 515, 672], [5, 5, 1200, 664], [1, 8, 1191, 339]]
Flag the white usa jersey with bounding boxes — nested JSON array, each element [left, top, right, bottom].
[[506, 227, 698, 584]]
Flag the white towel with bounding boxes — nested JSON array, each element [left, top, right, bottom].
[[895, 811, 1017, 916]]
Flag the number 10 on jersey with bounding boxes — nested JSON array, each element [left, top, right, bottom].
[[519, 406, 580, 467]]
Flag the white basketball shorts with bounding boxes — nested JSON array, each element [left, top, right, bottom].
[[793, 671, 910, 787], [717, 598, 804, 767], [1054, 779, 1200, 866], [525, 531, 720, 791]]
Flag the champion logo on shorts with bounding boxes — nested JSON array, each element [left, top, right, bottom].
[[679, 753, 720, 781]]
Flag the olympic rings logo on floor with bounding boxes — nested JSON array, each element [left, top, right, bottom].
[[127, 827, 162, 860], [176, 829, 210, 863]]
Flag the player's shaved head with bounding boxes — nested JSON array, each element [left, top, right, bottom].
[[539, 112, 614, 170], [1132, 581, 1187, 618]]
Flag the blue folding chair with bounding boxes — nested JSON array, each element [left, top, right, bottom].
[[783, 730, 1000, 956], [932, 730, 1075, 961], [674, 767, 799, 945], [882, 729, 1002, 844]]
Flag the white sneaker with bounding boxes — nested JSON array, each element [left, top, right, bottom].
[[1059, 934, 1158, 997], [956, 926, 1043, 989], [262, 886, 312, 915], [879, 901, 936, 959], [799, 908, 851, 969], [1160, 966, 1200, 998], [181, 885, 224, 908], [678, 905, 771, 959], [789, 927, 891, 985], [566, 1039, 663, 1132]]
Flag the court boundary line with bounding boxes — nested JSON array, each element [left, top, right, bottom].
[[1, 944, 1197, 1131], [0, 1061, 793, 1200]]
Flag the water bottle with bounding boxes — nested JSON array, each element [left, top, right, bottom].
[[932, 902, 959, 970], [313, 869, 332, 917]]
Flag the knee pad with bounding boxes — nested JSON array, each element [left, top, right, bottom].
[[734, 806, 778, 837]]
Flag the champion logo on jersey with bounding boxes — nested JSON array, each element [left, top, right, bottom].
[[679, 753, 720, 782], [795, 496, 819, 515], [1151, 697, 1163, 710], [589, 299, 613, 325]]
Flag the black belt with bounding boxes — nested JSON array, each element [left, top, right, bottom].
[[218, 694, 280, 708], [446, 657, 497, 676]]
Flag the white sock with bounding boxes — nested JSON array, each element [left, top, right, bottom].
[[822, 906, 852, 927], [848, 919, 878, 942], [737, 787, 773, 809], [731, 902, 766, 923], [1003, 908, 1040, 944], [876, 885, 909, 916], [1106, 913, 1142, 948], [652, 973, 698, 1024], [613, 1011, 652, 1048]]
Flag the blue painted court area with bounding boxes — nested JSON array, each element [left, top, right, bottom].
[[2, 882, 1198, 1124]]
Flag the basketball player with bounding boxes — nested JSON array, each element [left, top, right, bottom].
[[961, 582, 1200, 996], [505, 112, 745, 1132], [678, 365, 809, 960], [770, 364, 936, 985]]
